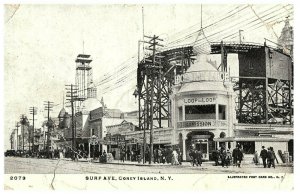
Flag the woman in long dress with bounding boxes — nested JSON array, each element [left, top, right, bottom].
[[171, 150, 179, 165]]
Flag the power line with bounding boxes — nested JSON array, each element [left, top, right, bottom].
[[65, 84, 79, 152], [29, 106, 37, 152]]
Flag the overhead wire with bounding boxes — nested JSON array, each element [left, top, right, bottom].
[[171, 4, 291, 48], [89, 4, 293, 95], [193, 5, 293, 49], [192, 4, 291, 46]]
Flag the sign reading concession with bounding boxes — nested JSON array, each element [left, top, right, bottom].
[[177, 120, 227, 128]]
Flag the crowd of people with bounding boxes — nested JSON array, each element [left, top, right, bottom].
[[211, 145, 243, 168], [257, 146, 278, 168], [6, 144, 281, 169], [211, 144, 279, 168]]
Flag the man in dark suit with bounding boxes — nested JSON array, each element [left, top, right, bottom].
[[260, 146, 268, 168]]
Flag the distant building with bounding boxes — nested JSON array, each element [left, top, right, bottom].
[[278, 17, 293, 58]]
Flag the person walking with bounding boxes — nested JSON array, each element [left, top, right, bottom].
[[162, 148, 166, 164], [171, 149, 179, 165], [157, 148, 162, 164], [232, 145, 243, 168], [153, 148, 158, 163], [189, 148, 197, 167], [268, 147, 276, 168], [120, 148, 125, 163], [196, 150, 203, 166], [260, 146, 268, 168], [220, 146, 227, 167], [225, 149, 232, 167], [253, 151, 259, 165], [177, 148, 183, 165]]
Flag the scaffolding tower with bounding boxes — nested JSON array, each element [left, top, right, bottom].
[[137, 37, 196, 131], [210, 41, 293, 125], [75, 54, 93, 110]]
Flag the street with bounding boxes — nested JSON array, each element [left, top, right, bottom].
[[5, 157, 293, 174]]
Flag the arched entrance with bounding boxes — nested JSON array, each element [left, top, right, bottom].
[[185, 131, 215, 161]]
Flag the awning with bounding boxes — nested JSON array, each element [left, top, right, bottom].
[[213, 137, 234, 142], [214, 136, 290, 142]]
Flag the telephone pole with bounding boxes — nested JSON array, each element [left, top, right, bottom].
[[66, 84, 79, 152], [10, 130, 14, 150], [142, 35, 163, 164], [29, 107, 37, 152], [15, 122, 20, 150], [20, 114, 28, 152], [44, 101, 54, 153]]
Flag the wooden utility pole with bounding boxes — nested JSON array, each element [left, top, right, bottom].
[[15, 122, 20, 150], [44, 101, 54, 154], [10, 130, 14, 149], [143, 35, 163, 164], [20, 114, 28, 152], [29, 107, 37, 152], [66, 84, 79, 152]]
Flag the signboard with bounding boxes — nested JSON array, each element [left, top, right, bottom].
[[89, 107, 103, 121], [177, 120, 227, 128], [175, 71, 228, 84], [183, 97, 216, 104]]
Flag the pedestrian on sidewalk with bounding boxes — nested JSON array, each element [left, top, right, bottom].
[[154, 148, 158, 164], [171, 149, 179, 165], [158, 148, 162, 164], [253, 151, 259, 165], [232, 145, 243, 168], [162, 148, 166, 164], [189, 148, 197, 167], [260, 146, 268, 168], [225, 149, 232, 167], [120, 148, 125, 163], [177, 148, 182, 165], [267, 147, 276, 168], [220, 146, 226, 167], [196, 150, 202, 167]]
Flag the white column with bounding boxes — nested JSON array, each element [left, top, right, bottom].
[[182, 132, 187, 161]]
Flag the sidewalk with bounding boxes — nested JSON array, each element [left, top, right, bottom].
[[60, 157, 293, 167]]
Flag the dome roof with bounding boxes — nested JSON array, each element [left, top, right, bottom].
[[58, 107, 66, 118], [80, 98, 102, 113], [177, 54, 232, 94], [187, 54, 217, 72]]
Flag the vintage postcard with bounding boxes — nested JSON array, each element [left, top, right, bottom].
[[2, 2, 294, 191]]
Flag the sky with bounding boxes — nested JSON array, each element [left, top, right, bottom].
[[3, 4, 293, 150]]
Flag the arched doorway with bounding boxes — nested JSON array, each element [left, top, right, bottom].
[[185, 131, 215, 161]]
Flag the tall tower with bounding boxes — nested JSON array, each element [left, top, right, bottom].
[[75, 54, 93, 106], [278, 17, 293, 58]]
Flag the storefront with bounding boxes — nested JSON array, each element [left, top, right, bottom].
[[171, 55, 236, 161]]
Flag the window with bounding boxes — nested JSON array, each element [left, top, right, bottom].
[[91, 128, 95, 136], [237, 141, 255, 154], [178, 107, 183, 121], [218, 105, 226, 120], [185, 105, 216, 120]]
